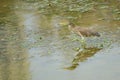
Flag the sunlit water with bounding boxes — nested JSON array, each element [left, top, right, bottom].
[[0, 0, 120, 80]]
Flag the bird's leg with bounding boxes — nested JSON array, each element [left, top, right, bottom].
[[72, 33, 79, 41], [81, 39, 86, 49], [78, 32, 87, 49]]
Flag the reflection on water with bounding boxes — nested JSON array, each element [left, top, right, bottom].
[[64, 47, 102, 70], [0, 1, 30, 80], [0, 16, 30, 80], [0, 0, 120, 80]]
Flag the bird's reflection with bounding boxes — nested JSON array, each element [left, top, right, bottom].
[[64, 47, 102, 70]]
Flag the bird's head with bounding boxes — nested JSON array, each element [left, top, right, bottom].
[[68, 22, 75, 29]]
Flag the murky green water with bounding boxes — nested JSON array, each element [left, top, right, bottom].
[[0, 0, 120, 80]]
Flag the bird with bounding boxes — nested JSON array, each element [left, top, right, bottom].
[[68, 23, 100, 48], [68, 23, 100, 39]]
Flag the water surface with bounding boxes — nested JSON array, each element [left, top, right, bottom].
[[0, 0, 120, 80]]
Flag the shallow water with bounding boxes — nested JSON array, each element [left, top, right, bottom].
[[0, 0, 120, 80]]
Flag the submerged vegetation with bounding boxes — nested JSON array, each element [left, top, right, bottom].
[[15, 0, 120, 22], [1, 0, 119, 50]]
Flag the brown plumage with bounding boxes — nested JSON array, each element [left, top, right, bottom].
[[68, 23, 100, 37]]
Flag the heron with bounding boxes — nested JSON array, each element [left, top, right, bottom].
[[68, 23, 100, 48]]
